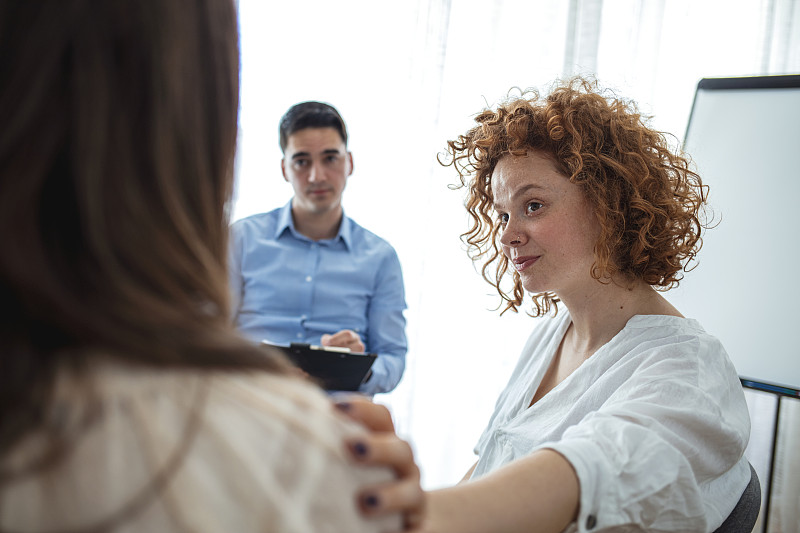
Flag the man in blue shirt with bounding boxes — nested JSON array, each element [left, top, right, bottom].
[[229, 102, 407, 395]]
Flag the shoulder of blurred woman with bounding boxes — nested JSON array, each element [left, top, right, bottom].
[[1, 359, 400, 533]]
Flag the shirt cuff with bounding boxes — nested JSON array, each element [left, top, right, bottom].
[[540, 440, 622, 533]]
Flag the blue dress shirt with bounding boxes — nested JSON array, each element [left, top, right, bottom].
[[229, 201, 408, 394]]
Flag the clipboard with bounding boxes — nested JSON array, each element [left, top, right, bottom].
[[262, 341, 376, 391]]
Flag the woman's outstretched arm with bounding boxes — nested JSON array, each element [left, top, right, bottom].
[[422, 449, 578, 533], [336, 397, 579, 533]]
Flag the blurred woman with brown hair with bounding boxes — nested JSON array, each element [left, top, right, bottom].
[[0, 1, 400, 531]]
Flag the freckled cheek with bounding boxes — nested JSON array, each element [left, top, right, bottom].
[[533, 223, 569, 251], [543, 228, 589, 263]]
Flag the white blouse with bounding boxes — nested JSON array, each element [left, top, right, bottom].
[[473, 311, 751, 533], [0, 362, 400, 533]]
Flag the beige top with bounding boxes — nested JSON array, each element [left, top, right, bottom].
[[0, 362, 400, 532]]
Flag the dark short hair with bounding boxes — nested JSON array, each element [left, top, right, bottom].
[[279, 101, 348, 152]]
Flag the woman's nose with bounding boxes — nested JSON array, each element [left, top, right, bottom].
[[499, 221, 523, 247]]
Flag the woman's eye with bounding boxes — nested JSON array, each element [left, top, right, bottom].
[[498, 213, 509, 225], [526, 202, 543, 214]]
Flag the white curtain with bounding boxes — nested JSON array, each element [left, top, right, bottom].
[[234, 0, 800, 490]]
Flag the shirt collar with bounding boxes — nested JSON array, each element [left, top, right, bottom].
[[274, 201, 294, 239], [275, 200, 353, 250]]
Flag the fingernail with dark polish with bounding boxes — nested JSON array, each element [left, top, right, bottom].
[[350, 441, 369, 457], [334, 402, 351, 411], [362, 493, 380, 509]]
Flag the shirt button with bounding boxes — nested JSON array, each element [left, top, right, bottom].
[[586, 515, 597, 529], [296, 333, 302, 339], [305, 276, 312, 282]]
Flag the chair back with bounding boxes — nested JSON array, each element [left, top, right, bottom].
[[712, 463, 761, 533]]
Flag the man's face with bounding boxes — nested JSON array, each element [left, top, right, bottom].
[[281, 127, 353, 217]]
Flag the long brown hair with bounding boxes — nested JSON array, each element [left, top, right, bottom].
[[442, 77, 708, 316], [0, 0, 289, 460]]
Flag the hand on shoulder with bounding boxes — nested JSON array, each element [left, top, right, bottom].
[[334, 396, 426, 531]]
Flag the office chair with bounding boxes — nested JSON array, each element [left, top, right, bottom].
[[712, 463, 761, 533]]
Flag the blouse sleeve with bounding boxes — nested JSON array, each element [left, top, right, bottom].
[[544, 334, 751, 533]]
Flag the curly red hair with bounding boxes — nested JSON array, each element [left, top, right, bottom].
[[441, 77, 708, 316]]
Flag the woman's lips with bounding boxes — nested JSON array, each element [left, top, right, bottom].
[[512, 256, 539, 271]]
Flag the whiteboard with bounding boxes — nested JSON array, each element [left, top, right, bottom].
[[665, 75, 800, 391]]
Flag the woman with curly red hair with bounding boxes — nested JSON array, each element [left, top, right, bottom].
[[345, 78, 751, 532]]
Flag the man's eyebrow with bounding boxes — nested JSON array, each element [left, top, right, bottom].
[[291, 148, 343, 160]]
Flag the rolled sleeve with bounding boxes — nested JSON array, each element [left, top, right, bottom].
[[548, 425, 706, 532], [544, 375, 749, 532]]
